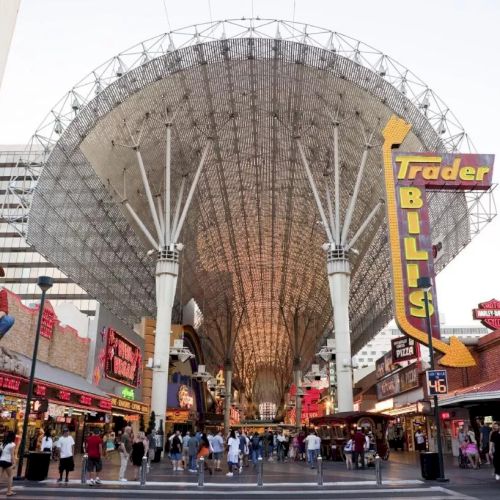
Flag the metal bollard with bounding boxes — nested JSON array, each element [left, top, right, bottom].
[[140, 455, 147, 485], [317, 455, 323, 486], [197, 457, 205, 486], [81, 453, 88, 484], [375, 454, 382, 485], [257, 456, 263, 487]]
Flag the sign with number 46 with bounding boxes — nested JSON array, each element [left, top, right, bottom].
[[426, 370, 448, 396]]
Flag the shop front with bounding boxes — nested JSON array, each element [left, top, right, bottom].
[[109, 394, 149, 433], [0, 369, 112, 453]]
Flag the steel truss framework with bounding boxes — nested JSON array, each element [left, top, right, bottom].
[[2, 19, 496, 406]]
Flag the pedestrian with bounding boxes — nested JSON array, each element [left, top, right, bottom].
[[85, 428, 103, 485], [489, 421, 500, 480], [304, 429, 321, 469], [131, 431, 147, 480], [211, 430, 224, 471], [118, 426, 132, 482], [298, 431, 306, 461], [353, 427, 366, 469], [0, 431, 17, 496], [226, 430, 240, 476], [187, 431, 198, 472], [0, 267, 15, 341], [170, 430, 183, 471], [40, 428, 53, 453], [414, 428, 426, 452], [197, 433, 213, 475], [56, 427, 75, 483], [344, 433, 354, 470], [250, 432, 262, 466], [182, 431, 190, 470], [477, 418, 491, 465], [276, 430, 287, 462]]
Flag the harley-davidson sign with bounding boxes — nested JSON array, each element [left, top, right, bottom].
[[473, 299, 500, 330]]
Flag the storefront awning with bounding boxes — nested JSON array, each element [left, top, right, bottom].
[[439, 379, 500, 407]]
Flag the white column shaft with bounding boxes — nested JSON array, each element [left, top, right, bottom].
[[224, 368, 232, 436], [165, 124, 172, 245], [327, 259, 354, 412], [294, 369, 302, 429], [151, 258, 179, 429]]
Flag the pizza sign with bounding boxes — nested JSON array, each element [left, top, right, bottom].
[[473, 299, 500, 330]]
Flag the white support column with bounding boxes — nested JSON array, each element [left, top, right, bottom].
[[224, 363, 232, 437], [294, 367, 302, 429], [151, 250, 179, 430], [327, 253, 353, 412], [164, 123, 172, 245]]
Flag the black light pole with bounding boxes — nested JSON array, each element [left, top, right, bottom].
[[417, 276, 447, 482], [16, 276, 53, 479]]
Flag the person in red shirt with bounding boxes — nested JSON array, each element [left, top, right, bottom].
[[353, 427, 366, 470], [0, 267, 15, 340], [85, 428, 103, 485]]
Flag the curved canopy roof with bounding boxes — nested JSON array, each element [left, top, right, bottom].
[[22, 19, 481, 396]]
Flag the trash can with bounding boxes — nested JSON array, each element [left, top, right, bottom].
[[25, 451, 51, 481], [420, 452, 439, 480]]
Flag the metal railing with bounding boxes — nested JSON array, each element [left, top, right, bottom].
[[197, 457, 205, 486], [257, 456, 263, 486], [140, 456, 148, 485], [375, 454, 382, 485]]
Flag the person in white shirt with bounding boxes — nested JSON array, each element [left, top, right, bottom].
[[56, 427, 75, 483], [226, 430, 240, 476], [304, 430, 321, 469], [41, 429, 53, 453], [0, 431, 17, 497]]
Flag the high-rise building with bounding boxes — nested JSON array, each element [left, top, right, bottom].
[[0, 145, 97, 314]]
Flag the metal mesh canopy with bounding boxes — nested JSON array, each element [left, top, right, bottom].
[[23, 19, 489, 391]]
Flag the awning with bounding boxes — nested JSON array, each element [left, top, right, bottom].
[[438, 379, 500, 407]]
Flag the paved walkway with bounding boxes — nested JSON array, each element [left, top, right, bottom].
[[2, 450, 498, 499]]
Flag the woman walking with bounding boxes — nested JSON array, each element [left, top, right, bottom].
[[0, 431, 17, 496], [131, 431, 147, 481], [226, 430, 240, 477]]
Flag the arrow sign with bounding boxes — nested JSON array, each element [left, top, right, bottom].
[[382, 116, 494, 368]]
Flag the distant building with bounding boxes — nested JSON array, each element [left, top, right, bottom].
[[0, 145, 97, 314]]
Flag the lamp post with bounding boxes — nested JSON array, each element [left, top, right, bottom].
[[417, 276, 447, 482], [16, 276, 53, 479]]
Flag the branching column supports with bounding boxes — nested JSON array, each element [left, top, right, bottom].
[[113, 111, 211, 431], [224, 358, 232, 436], [296, 119, 382, 412], [293, 356, 302, 430]]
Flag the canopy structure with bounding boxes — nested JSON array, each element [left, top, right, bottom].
[[5, 19, 495, 409]]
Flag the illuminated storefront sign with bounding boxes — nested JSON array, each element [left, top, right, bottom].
[[0, 370, 111, 412], [376, 362, 420, 400], [391, 336, 417, 363], [110, 395, 148, 414], [121, 387, 135, 400], [473, 299, 500, 330], [0, 374, 21, 392], [177, 385, 194, 409], [166, 409, 189, 423], [375, 352, 394, 379], [40, 307, 57, 339], [105, 328, 142, 387], [383, 116, 494, 367]]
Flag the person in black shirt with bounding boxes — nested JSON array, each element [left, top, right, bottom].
[[489, 421, 500, 481]]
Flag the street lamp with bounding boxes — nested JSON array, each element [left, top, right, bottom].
[[417, 276, 447, 482], [16, 276, 53, 479]]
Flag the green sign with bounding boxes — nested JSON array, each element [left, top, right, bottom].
[[121, 387, 135, 400]]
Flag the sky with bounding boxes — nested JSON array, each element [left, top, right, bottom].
[[0, 0, 499, 326]]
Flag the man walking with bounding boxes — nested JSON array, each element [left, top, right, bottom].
[[489, 421, 500, 481], [187, 432, 198, 472], [211, 430, 224, 471], [353, 427, 366, 469], [304, 430, 321, 469], [56, 428, 75, 483], [85, 428, 103, 485], [118, 426, 132, 482]]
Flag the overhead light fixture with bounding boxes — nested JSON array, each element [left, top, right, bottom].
[[191, 364, 213, 382], [316, 338, 336, 362], [170, 339, 194, 363]]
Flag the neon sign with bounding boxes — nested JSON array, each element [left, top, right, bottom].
[[104, 328, 142, 387], [382, 116, 494, 367], [0, 375, 21, 392], [40, 307, 57, 339], [58, 390, 71, 402]]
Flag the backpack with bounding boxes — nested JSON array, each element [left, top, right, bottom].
[[251, 435, 260, 450]]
